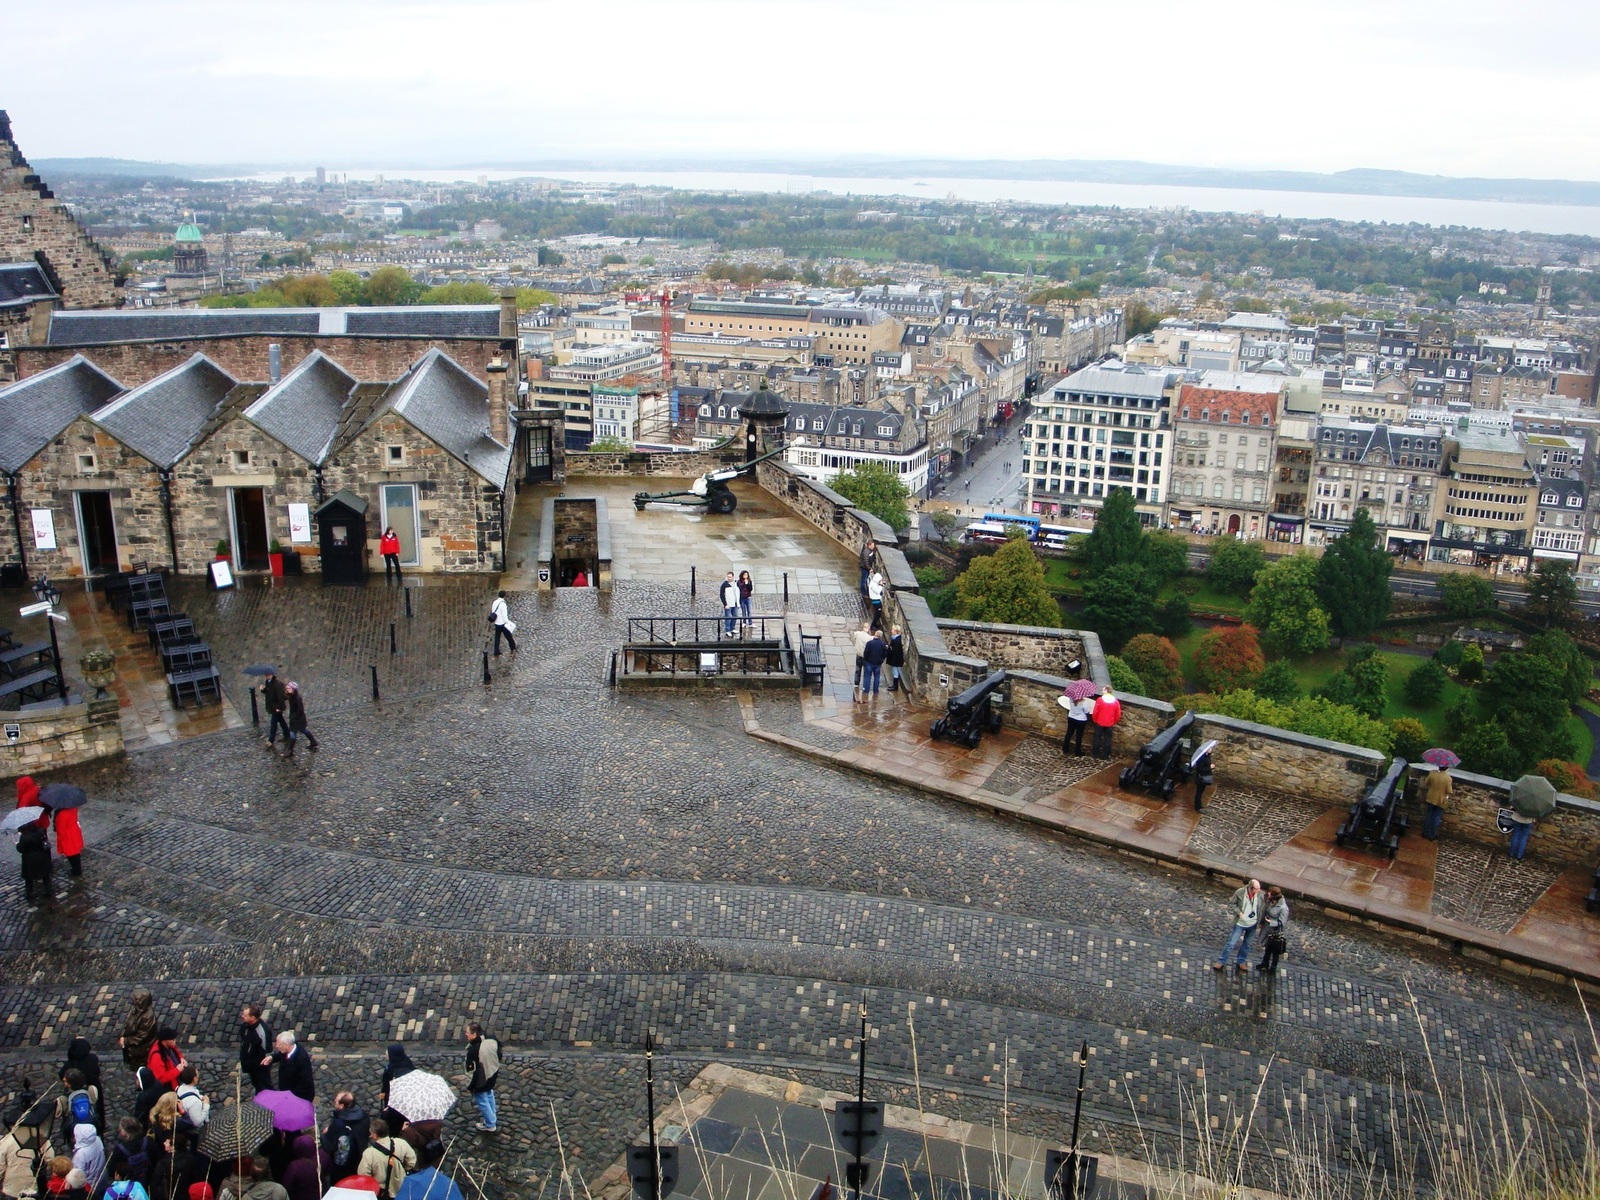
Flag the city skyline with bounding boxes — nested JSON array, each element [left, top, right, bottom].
[[11, 0, 1599, 181]]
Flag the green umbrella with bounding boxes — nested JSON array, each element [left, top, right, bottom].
[[1510, 774, 1558, 821]]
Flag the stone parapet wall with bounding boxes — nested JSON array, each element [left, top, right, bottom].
[[887, 591, 987, 707], [16, 336, 501, 389], [1422, 767, 1600, 868], [937, 621, 1091, 678], [0, 701, 123, 779], [567, 449, 740, 479], [1190, 714, 1387, 805], [1005, 670, 1172, 756]]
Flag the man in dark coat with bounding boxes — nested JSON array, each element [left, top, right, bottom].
[[239, 1004, 274, 1093], [265, 1031, 314, 1102], [262, 673, 290, 750], [321, 1092, 369, 1178]]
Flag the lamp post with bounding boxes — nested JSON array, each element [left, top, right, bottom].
[[26, 576, 68, 702]]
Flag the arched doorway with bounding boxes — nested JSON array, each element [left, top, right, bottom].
[[1227, 514, 1241, 534]]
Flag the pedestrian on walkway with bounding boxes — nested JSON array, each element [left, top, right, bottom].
[[737, 570, 754, 632], [262, 673, 290, 750], [15, 775, 44, 823], [175, 1065, 208, 1133], [463, 1022, 500, 1134], [321, 1093, 368, 1179], [719, 572, 740, 637], [146, 1030, 184, 1091], [357, 1121, 415, 1200], [284, 684, 319, 754], [239, 1005, 273, 1094], [61, 1038, 106, 1132], [119, 992, 157, 1074], [858, 540, 877, 597], [1192, 744, 1214, 813], [279, 1134, 328, 1200], [52, 806, 83, 878], [1257, 888, 1289, 973], [70, 1126, 104, 1195], [377, 1045, 415, 1138], [1061, 692, 1092, 756], [1090, 687, 1121, 759], [379, 528, 402, 584], [866, 572, 885, 628], [1212, 878, 1262, 973], [850, 620, 872, 703], [861, 629, 888, 699], [1509, 810, 1536, 860], [265, 1032, 313, 1102], [18, 822, 51, 905], [886, 625, 905, 693], [0, 1098, 54, 1200], [391, 1145, 462, 1200], [488, 591, 516, 657], [1422, 765, 1451, 840]]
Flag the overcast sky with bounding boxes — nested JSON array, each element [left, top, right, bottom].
[[10, 0, 1597, 179]]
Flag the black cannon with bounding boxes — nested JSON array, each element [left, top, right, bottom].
[[931, 672, 1007, 748], [1335, 757, 1410, 858], [633, 446, 785, 514], [1118, 711, 1197, 802]]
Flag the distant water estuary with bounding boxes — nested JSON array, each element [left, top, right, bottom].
[[206, 166, 1600, 236]]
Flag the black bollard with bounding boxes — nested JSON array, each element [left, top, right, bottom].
[[609, 649, 618, 687], [404, 588, 413, 618], [249, 686, 259, 725], [690, 565, 696, 597], [482, 650, 491, 685], [370, 665, 379, 701], [783, 571, 789, 604], [390, 622, 397, 655]]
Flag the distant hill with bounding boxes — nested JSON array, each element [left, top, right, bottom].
[[33, 157, 198, 180]]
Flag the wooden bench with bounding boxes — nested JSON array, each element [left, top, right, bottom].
[[166, 666, 221, 708], [148, 616, 197, 649], [797, 625, 826, 690], [128, 596, 172, 631], [0, 668, 61, 707], [161, 642, 212, 673], [0, 640, 52, 679], [0, 626, 14, 651]]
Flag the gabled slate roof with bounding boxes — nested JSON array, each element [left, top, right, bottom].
[[0, 355, 124, 473], [0, 262, 58, 309], [91, 354, 237, 467], [243, 351, 356, 465], [46, 305, 504, 345], [343, 307, 501, 337], [359, 349, 510, 487]]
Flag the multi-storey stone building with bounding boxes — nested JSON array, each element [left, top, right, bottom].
[[1429, 424, 1537, 571], [1310, 416, 1443, 558], [1166, 373, 1284, 538]]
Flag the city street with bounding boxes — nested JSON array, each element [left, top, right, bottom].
[[1, 562, 1593, 1193]]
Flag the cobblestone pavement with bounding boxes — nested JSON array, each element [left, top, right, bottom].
[[3, 581, 1597, 1193]]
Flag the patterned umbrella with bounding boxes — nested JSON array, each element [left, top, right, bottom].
[[197, 1100, 277, 1160], [252, 1089, 316, 1132], [1061, 679, 1099, 702], [2, 807, 45, 833], [385, 1069, 458, 1122], [1510, 774, 1558, 820], [1422, 748, 1461, 770]]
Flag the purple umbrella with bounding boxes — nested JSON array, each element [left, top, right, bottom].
[[1422, 748, 1461, 770], [252, 1089, 315, 1132], [1061, 679, 1100, 701]]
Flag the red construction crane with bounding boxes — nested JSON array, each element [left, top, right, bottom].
[[659, 288, 673, 384]]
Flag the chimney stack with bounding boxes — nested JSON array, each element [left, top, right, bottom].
[[486, 354, 510, 445], [498, 290, 518, 341], [268, 343, 282, 384]]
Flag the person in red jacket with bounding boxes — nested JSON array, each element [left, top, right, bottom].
[[1091, 687, 1122, 759], [146, 1028, 185, 1089], [379, 527, 402, 583], [16, 775, 47, 827], [54, 807, 85, 876]]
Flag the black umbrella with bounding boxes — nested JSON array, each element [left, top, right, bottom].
[[241, 665, 279, 677], [197, 1099, 277, 1160], [38, 783, 87, 810]]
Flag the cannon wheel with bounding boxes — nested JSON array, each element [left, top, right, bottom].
[[1335, 824, 1348, 847], [708, 491, 737, 514], [989, 710, 1002, 733], [930, 718, 947, 740], [1118, 767, 1134, 789], [966, 729, 982, 749], [1161, 780, 1175, 803]]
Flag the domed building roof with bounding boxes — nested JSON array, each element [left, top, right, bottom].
[[174, 216, 204, 243]]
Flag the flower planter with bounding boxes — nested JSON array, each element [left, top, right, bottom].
[[269, 552, 285, 578]]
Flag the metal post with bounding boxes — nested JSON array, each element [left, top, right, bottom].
[[644, 1033, 659, 1200], [404, 588, 413, 618], [46, 612, 65, 701], [610, 650, 618, 687], [852, 1005, 867, 1200], [690, 565, 696, 597], [370, 665, 379, 701], [482, 650, 491, 685], [783, 571, 789, 604], [249, 686, 259, 725], [390, 622, 397, 655]]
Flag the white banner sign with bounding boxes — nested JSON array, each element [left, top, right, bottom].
[[287, 503, 312, 544], [30, 509, 55, 551]]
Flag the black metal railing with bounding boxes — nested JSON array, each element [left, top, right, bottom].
[[621, 617, 797, 678], [626, 615, 787, 645]]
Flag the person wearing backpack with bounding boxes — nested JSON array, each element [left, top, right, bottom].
[[173, 1068, 207, 1136], [0, 1098, 55, 1200], [99, 1159, 148, 1200], [319, 1094, 367, 1180], [127, 1073, 165, 1134], [59, 1042, 105, 1133], [55, 1074, 99, 1151], [462, 1023, 500, 1134], [355, 1121, 414, 1200], [103, 1121, 150, 1193]]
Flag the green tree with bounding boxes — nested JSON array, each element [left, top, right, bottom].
[[601, 253, 627, 266], [328, 269, 366, 306], [421, 280, 497, 305], [1247, 554, 1331, 657], [951, 535, 1062, 627], [1184, 689, 1393, 754], [1437, 572, 1494, 618], [366, 265, 422, 306], [277, 274, 340, 306], [1156, 594, 1193, 639], [929, 510, 964, 546], [1478, 650, 1577, 770], [1195, 623, 1265, 693], [1104, 656, 1146, 695], [1390, 717, 1429, 762], [1083, 489, 1144, 575], [587, 436, 633, 451], [1252, 659, 1300, 703], [1206, 539, 1266, 596], [1403, 659, 1448, 705], [1139, 530, 1189, 585], [1080, 563, 1156, 651], [1456, 719, 1520, 779], [515, 287, 559, 310], [1527, 559, 1578, 627], [1457, 642, 1484, 682], [1527, 630, 1593, 705], [1123, 300, 1165, 338], [1317, 655, 1387, 719], [537, 245, 566, 266], [1315, 508, 1392, 642], [1121, 634, 1183, 701], [830, 461, 911, 534]]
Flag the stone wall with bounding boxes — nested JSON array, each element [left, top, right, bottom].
[[1425, 767, 1600, 868], [1191, 714, 1386, 805], [0, 701, 123, 779], [16, 335, 502, 389], [1005, 670, 1172, 756], [0, 111, 120, 310], [937, 621, 1091, 677], [567, 449, 740, 479], [173, 415, 316, 573]]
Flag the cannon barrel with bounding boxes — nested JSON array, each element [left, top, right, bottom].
[[1138, 711, 1196, 764], [946, 671, 1008, 716], [1362, 757, 1409, 811]]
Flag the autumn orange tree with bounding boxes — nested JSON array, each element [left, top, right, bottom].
[[1195, 623, 1266, 694]]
